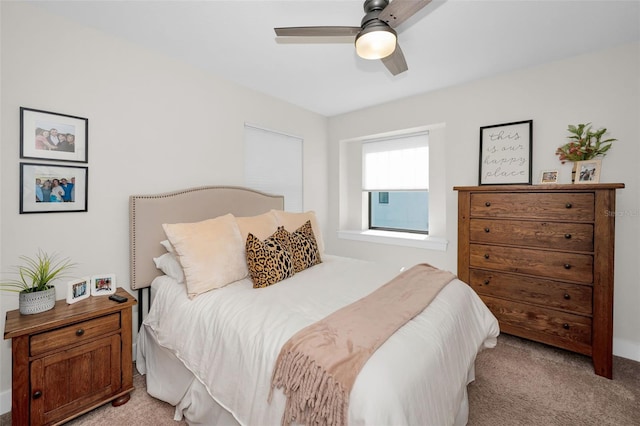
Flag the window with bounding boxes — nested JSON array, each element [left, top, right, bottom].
[[244, 124, 303, 212], [362, 132, 429, 233]]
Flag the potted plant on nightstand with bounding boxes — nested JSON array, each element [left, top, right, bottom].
[[1, 249, 76, 315]]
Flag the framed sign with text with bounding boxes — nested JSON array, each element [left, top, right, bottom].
[[479, 120, 533, 185]]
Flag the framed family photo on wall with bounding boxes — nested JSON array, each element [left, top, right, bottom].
[[20, 107, 88, 163], [479, 120, 533, 185], [20, 163, 88, 213]]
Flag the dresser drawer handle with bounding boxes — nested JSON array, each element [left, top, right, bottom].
[[484, 227, 490, 233], [76, 329, 85, 337], [484, 280, 490, 285], [564, 233, 572, 239], [485, 201, 491, 207], [32, 390, 42, 400], [484, 254, 490, 259], [564, 264, 571, 269], [564, 293, 571, 300], [565, 202, 572, 209], [563, 323, 570, 330]]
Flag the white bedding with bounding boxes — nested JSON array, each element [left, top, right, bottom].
[[138, 255, 499, 425]]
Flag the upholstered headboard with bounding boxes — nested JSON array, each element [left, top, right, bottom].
[[129, 186, 284, 292]]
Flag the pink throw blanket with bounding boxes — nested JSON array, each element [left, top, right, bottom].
[[270, 263, 455, 426]]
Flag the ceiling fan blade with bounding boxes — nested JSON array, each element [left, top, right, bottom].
[[381, 43, 408, 76], [379, 0, 433, 28], [274, 26, 361, 37]]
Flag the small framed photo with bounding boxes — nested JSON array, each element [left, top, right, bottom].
[[91, 274, 116, 296], [575, 159, 601, 184], [67, 277, 91, 304], [20, 107, 88, 163], [539, 170, 559, 184], [20, 163, 88, 213], [479, 120, 533, 185]]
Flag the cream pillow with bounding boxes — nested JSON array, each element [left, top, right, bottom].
[[271, 210, 324, 254], [162, 213, 246, 299], [235, 211, 279, 242]]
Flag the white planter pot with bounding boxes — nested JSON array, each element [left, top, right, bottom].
[[19, 286, 56, 315]]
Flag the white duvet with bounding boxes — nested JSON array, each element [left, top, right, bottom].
[[141, 255, 499, 425]]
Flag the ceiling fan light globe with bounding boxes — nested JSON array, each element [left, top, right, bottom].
[[355, 27, 397, 60]]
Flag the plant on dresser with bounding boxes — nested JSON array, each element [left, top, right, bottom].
[[454, 183, 624, 379]]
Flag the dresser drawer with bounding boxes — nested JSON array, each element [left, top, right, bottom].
[[469, 269, 593, 315], [470, 219, 593, 252], [470, 193, 594, 221], [482, 295, 592, 351], [470, 244, 593, 283], [30, 313, 121, 356]]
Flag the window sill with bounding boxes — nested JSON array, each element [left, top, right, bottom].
[[337, 230, 448, 251]]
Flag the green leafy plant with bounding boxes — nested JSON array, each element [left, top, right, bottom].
[[0, 250, 76, 293], [555, 123, 616, 163]]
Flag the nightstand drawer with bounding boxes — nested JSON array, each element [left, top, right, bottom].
[[470, 244, 593, 283], [469, 269, 593, 315], [30, 313, 120, 356], [470, 192, 594, 221], [469, 219, 594, 251]]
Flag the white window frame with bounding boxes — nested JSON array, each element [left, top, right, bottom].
[[337, 124, 448, 251]]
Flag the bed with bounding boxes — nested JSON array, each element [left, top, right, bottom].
[[130, 186, 499, 425]]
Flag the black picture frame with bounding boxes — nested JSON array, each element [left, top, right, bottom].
[[479, 120, 533, 185], [20, 162, 88, 213], [20, 107, 88, 163]]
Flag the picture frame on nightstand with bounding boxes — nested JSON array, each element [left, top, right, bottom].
[[66, 277, 90, 304], [91, 274, 116, 296]]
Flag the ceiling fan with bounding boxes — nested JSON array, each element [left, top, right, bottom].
[[274, 0, 433, 76]]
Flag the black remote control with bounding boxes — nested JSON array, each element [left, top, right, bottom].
[[109, 294, 128, 303]]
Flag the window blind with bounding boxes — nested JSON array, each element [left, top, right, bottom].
[[362, 132, 429, 191], [244, 124, 303, 212]]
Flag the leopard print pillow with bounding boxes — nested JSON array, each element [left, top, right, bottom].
[[289, 220, 322, 273], [246, 226, 295, 288]]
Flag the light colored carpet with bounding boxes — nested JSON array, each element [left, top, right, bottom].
[[2, 334, 638, 425]]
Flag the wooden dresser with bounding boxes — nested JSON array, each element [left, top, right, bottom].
[[454, 184, 624, 378], [4, 288, 136, 425]]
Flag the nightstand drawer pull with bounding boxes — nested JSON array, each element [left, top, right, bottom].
[[33, 390, 42, 399], [565, 203, 572, 208], [484, 253, 490, 259], [563, 323, 570, 330], [485, 201, 491, 207], [564, 233, 572, 239], [76, 329, 85, 336], [484, 280, 490, 285], [484, 227, 490, 233], [564, 263, 571, 269], [564, 293, 571, 300]]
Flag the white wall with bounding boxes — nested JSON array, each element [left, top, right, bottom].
[[328, 43, 640, 361], [0, 2, 328, 413]]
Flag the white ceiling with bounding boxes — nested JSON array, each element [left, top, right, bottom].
[[26, 0, 640, 117]]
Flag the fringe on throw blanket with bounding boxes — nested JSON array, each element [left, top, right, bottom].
[[269, 263, 456, 426]]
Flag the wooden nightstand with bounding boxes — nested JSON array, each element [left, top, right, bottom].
[[4, 287, 137, 426]]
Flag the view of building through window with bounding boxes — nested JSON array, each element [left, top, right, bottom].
[[369, 191, 429, 233]]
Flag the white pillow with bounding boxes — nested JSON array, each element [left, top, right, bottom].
[[162, 213, 246, 299], [160, 239, 176, 254], [153, 252, 185, 284]]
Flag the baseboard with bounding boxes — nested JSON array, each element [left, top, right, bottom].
[[613, 338, 640, 362], [0, 388, 10, 416]]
